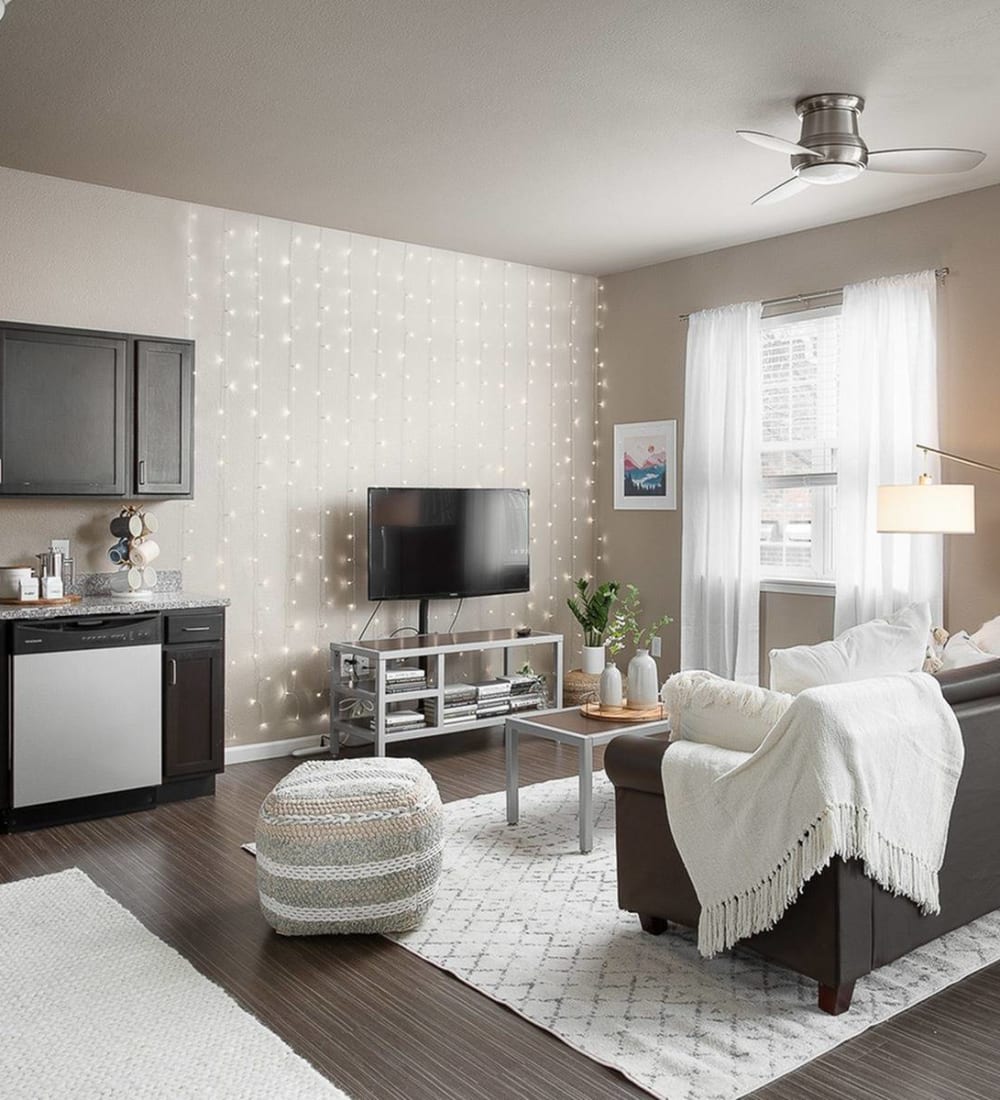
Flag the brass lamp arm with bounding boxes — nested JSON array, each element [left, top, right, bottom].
[[917, 444, 1000, 477]]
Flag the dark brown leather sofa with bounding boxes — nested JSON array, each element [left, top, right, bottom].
[[604, 659, 1000, 1014]]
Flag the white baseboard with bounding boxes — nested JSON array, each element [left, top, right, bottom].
[[225, 734, 325, 766]]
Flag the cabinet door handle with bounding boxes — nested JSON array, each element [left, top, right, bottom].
[[182, 625, 211, 633], [168, 658, 178, 686], [139, 460, 146, 485]]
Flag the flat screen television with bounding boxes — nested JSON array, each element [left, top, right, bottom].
[[367, 487, 530, 602]]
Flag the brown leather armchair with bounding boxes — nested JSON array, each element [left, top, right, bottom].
[[604, 660, 1000, 1014]]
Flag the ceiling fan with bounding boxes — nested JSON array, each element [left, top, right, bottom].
[[739, 94, 986, 206]]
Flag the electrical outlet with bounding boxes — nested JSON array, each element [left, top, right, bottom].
[[340, 654, 370, 680], [650, 636, 662, 659]]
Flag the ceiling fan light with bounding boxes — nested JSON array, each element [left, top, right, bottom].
[[796, 161, 864, 185]]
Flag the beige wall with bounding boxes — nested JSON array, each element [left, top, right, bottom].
[[0, 167, 596, 746], [598, 184, 1000, 676], [759, 592, 836, 686]]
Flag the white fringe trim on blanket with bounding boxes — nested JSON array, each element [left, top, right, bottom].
[[697, 802, 941, 958]]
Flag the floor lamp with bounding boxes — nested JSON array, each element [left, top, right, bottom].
[[877, 445, 1000, 534]]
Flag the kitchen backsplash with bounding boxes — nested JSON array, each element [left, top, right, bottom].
[[71, 570, 183, 596]]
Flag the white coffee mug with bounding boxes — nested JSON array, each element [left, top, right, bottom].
[[129, 539, 160, 568], [111, 568, 144, 593]]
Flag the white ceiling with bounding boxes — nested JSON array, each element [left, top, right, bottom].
[[1, 0, 999, 275]]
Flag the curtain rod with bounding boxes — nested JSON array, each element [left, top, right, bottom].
[[678, 267, 949, 321]]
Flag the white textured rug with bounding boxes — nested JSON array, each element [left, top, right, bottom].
[[0, 868, 349, 1100], [390, 772, 1000, 1100]]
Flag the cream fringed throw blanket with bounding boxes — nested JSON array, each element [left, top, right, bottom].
[[661, 674, 964, 958]]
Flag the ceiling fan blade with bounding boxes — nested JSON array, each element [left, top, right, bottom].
[[866, 147, 986, 174], [752, 176, 811, 206], [738, 130, 821, 158]]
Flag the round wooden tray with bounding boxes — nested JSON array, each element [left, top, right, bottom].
[[0, 594, 83, 607], [580, 701, 666, 722]]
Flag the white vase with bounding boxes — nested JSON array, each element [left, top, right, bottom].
[[626, 649, 658, 709], [599, 662, 623, 707], [582, 645, 605, 675]]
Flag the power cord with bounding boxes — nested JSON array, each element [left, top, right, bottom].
[[358, 601, 382, 642]]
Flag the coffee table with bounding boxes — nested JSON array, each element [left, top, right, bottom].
[[505, 707, 671, 853]]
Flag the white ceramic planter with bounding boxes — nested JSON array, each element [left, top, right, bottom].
[[626, 648, 658, 708], [582, 645, 606, 675], [599, 662, 624, 707]]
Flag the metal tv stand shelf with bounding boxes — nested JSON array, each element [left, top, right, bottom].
[[329, 629, 564, 756]]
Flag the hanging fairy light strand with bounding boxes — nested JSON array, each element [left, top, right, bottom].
[[189, 202, 597, 745]]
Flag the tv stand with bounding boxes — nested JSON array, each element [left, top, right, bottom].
[[329, 628, 564, 756]]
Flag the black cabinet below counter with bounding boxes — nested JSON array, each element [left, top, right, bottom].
[[162, 610, 225, 788], [0, 322, 194, 498], [0, 604, 226, 831]]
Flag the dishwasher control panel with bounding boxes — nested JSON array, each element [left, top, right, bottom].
[[13, 615, 163, 655]]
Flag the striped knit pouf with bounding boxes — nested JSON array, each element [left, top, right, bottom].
[[255, 758, 443, 936]]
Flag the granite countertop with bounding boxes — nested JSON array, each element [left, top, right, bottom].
[[0, 593, 230, 621]]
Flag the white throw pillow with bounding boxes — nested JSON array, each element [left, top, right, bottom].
[[662, 670, 792, 754], [971, 614, 1000, 655], [940, 631, 997, 671], [769, 602, 931, 695]]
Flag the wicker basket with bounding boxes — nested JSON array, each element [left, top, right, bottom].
[[563, 668, 601, 707]]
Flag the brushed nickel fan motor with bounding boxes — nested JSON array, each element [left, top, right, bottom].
[[791, 94, 867, 183], [737, 92, 985, 206]]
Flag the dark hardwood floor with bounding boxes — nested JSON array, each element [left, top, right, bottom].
[[2, 728, 999, 1100]]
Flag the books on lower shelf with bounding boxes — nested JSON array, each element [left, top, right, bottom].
[[370, 709, 427, 734]]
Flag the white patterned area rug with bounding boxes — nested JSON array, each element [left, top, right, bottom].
[[0, 868, 349, 1100], [391, 772, 1000, 1100]]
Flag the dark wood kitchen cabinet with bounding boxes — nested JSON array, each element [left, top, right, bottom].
[[0, 322, 194, 499], [162, 611, 225, 783], [135, 340, 194, 496], [0, 328, 129, 495]]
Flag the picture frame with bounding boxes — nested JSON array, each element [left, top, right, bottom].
[[613, 419, 677, 511]]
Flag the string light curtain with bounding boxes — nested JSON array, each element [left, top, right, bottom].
[[181, 206, 597, 746]]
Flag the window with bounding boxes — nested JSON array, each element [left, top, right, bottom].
[[760, 305, 840, 581]]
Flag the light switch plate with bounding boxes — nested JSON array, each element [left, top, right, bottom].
[[650, 636, 662, 658], [50, 538, 71, 558]]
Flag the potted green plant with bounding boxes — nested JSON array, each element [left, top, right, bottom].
[[605, 584, 673, 708], [566, 578, 620, 674]]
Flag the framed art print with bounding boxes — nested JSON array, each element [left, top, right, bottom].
[[613, 419, 677, 510]]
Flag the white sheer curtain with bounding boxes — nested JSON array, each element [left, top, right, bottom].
[[835, 269, 942, 632], [681, 301, 763, 683]]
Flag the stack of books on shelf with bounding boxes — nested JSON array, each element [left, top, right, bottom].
[[384, 667, 426, 693], [425, 683, 477, 727], [500, 673, 547, 713], [474, 679, 512, 719], [370, 709, 427, 734]]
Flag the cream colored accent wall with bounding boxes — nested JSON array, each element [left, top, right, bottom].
[[598, 184, 1000, 676], [0, 167, 596, 745]]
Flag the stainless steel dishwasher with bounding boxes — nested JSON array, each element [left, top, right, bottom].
[[11, 615, 162, 809]]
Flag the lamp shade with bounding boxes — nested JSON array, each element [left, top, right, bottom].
[[877, 483, 976, 533]]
